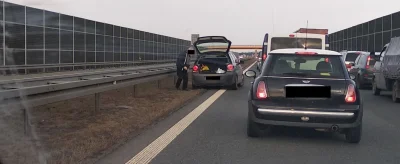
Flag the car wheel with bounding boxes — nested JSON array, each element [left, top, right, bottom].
[[356, 76, 364, 89], [192, 84, 199, 89], [372, 78, 381, 96], [247, 118, 261, 137], [392, 81, 400, 103], [345, 124, 362, 143], [238, 75, 244, 87], [230, 76, 238, 90]]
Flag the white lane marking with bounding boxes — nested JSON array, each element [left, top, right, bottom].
[[125, 61, 257, 164]]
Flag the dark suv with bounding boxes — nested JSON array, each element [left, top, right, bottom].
[[245, 48, 363, 143], [348, 52, 377, 89]]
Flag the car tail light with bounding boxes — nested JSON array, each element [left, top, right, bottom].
[[256, 81, 268, 99], [227, 64, 234, 71], [325, 58, 329, 62], [262, 54, 267, 60], [289, 34, 295, 37], [193, 65, 199, 72], [295, 52, 317, 55], [346, 64, 352, 68], [345, 84, 356, 103], [366, 56, 371, 69]]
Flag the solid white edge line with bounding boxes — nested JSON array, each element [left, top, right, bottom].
[[125, 60, 257, 164]]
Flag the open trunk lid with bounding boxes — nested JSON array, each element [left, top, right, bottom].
[[194, 36, 232, 55]]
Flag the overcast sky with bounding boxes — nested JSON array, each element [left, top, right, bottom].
[[7, 0, 400, 45]]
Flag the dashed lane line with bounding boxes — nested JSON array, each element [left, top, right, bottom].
[[125, 61, 257, 164]]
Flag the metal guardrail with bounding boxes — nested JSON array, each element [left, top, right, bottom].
[[0, 63, 176, 100]]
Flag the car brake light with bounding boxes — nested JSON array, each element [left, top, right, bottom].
[[295, 52, 317, 55], [366, 56, 371, 69], [346, 64, 352, 68], [345, 84, 356, 103], [289, 34, 295, 37], [256, 81, 268, 99], [325, 58, 329, 62], [193, 65, 199, 72], [262, 54, 267, 60], [227, 64, 234, 71]]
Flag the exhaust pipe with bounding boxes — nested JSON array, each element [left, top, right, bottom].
[[331, 125, 339, 132]]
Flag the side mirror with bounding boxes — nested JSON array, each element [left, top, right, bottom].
[[245, 70, 257, 79], [240, 60, 245, 64], [350, 74, 356, 80]]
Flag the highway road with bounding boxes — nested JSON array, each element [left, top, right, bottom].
[[97, 64, 400, 164]]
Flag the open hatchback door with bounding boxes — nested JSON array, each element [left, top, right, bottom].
[[194, 36, 232, 55]]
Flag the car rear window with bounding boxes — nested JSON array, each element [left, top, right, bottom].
[[265, 53, 345, 78], [345, 53, 359, 62], [368, 56, 376, 66]]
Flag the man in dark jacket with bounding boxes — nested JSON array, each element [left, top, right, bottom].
[[175, 47, 194, 90]]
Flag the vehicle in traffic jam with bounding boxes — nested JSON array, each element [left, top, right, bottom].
[[257, 51, 262, 71], [260, 33, 326, 71], [371, 37, 400, 103], [340, 51, 366, 71], [348, 52, 377, 89], [245, 49, 363, 143], [192, 36, 245, 90]]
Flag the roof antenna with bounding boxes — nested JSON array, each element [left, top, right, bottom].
[[305, 20, 308, 50], [304, 20, 308, 50]]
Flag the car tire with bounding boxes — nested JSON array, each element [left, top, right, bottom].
[[372, 78, 381, 96], [392, 81, 400, 103], [247, 118, 261, 137], [230, 76, 238, 90], [345, 124, 362, 143], [238, 75, 244, 87], [192, 84, 199, 89], [356, 76, 364, 89]]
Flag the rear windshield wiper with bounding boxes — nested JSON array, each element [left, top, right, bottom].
[[281, 72, 309, 77]]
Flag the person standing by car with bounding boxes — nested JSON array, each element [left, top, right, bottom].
[[175, 47, 194, 90]]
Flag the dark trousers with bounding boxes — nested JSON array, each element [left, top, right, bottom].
[[176, 70, 188, 90]]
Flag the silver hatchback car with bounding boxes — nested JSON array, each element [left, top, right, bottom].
[[191, 36, 245, 90]]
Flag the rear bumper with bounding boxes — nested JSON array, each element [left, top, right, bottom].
[[360, 76, 373, 85], [257, 109, 354, 118], [192, 72, 235, 87], [248, 102, 363, 129]]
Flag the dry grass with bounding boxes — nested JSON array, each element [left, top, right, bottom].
[[31, 86, 203, 164]]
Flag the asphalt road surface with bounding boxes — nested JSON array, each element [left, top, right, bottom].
[[98, 65, 400, 164]]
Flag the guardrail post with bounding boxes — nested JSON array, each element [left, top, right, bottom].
[[95, 93, 100, 112], [133, 85, 137, 97], [157, 80, 161, 89], [23, 108, 30, 136]]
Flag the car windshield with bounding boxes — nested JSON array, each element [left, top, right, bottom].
[[265, 53, 346, 78]]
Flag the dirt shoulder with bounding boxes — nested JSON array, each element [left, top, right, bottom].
[[0, 58, 256, 164]]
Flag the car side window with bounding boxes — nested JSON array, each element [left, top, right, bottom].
[[359, 55, 367, 67], [380, 47, 387, 61], [229, 53, 237, 66], [354, 55, 361, 66]]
